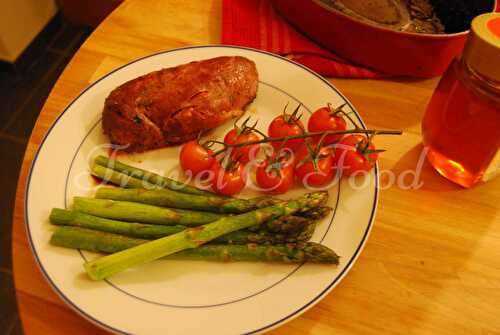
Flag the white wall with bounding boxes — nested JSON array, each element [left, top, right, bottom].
[[0, 0, 57, 62]]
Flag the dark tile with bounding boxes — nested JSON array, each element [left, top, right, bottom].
[[0, 61, 16, 75], [67, 28, 92, 56], [0, 15, 91, 335], [0, 111, 12, 132], [0, 272, 19, 333], [0, 71, 26, 127], [0, 16, 91, 137], [0, 50, 63, 135], [49, 22, 91, 54], [3, 52, 71, 138], [22, 49, 65, 81], [8, 317, 23, 335], [0, 233, 12, 271], [4, 14, 64, 75], [0, 139, 26, 269]]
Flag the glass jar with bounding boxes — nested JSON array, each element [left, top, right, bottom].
[[422, 13, 500, 187]]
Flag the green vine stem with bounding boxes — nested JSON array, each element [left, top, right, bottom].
[[208, 128, 403, 157]]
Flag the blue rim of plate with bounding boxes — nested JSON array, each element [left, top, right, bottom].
[[23, 45, 379, 335]]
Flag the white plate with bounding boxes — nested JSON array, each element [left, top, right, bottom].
[[25, 46, 378, 335]]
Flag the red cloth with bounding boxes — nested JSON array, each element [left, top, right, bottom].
[[222, 0, 500, 78], [222, 0, 387, 78]]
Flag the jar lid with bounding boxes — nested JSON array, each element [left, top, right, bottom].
[[463, 13, 500, 82]]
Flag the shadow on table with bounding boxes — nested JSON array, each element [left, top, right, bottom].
[[384, 143, 461, 192], [283, 143, 499, 333], [359, 143, 497, 333]]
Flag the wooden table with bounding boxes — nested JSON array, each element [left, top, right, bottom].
[[12, 1, 500, 334]]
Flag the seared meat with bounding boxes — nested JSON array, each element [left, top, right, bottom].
[[103, 56, 258, 152]]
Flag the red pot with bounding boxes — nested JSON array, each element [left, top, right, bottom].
[[270, 0, 497, 77]]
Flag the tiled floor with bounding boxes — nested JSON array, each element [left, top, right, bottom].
[[0, 14, 91, 334]]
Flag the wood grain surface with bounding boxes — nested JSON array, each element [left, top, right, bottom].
[[12, 0, 500, 334]]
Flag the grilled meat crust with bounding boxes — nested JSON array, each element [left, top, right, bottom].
[[102, 56, 258, 152]]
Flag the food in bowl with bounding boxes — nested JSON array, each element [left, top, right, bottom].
[[320, 0, 444, 33], [318, 0, 494, 34], [271, 0, 495, 76]]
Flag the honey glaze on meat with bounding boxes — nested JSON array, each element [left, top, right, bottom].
[[103, 56, 258, 152]]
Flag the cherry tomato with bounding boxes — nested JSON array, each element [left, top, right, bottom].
[[268, 115, 305, 151], [210, 161, 246, 196], [334, 135, 378, 176], [224, 128, 260, 163], [294, 145, 334, 187], [179, 141, 215, 176], [256, 154, 295, 194], [308, 106, 347, 144]]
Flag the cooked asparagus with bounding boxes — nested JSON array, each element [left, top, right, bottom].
[[50, 209, 316, 241], [297, 206, 333, 220], [83, 191, 328, 280], [52, 226, 146, 254], [95, 186, 279, 214], [216, 223, 316, 244], [251, 213, 310, 233], [51, 226, 339, 264], [94, 155, 214, 196], [250, 207, 332, 233], [91, 164, 157, 189], [73, 197, 224, 226], [50, 208, 186, 239]]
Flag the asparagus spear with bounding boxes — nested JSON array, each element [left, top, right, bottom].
[[250, 207, 332, 233], [216, 223, 316, 245], [83, 191, 328, 280], [51, 226, 339, 264], [51, 226, 146, 254], [50, 209, 315, 241], [297, 206, 333, 220], [94, 155, 214, 196], [95, 187, 279, 214], [50, 208, 186, 239], [248, 214, 310, 233], [91, 164, 157, 189], [73, 197, 224, 226], [254, 212, 310, 233]]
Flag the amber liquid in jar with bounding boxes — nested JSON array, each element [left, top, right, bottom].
[[422, 58, 500, 187]]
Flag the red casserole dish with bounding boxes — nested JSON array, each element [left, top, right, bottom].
[[270, 0, 497, 77]]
